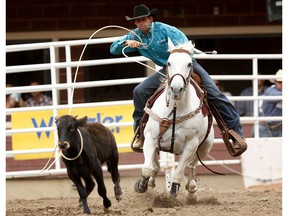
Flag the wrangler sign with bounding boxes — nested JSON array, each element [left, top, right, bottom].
[[11, 105, 134, 160]]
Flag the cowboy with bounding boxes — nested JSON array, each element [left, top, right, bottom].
[[259, 69, 282, 137], [110, 4, 247, 155]]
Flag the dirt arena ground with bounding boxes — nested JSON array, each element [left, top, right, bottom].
[[6, 174, 282, 216]]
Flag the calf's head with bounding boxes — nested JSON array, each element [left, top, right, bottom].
[[55, 115, 88, 150]]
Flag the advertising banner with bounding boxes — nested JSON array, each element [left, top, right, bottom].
[[11, 105, 134, 160]]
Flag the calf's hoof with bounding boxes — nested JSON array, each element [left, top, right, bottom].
[[115, 194, 122, 202], [103, 198, 112, 209], [115, 185, 123, 201]]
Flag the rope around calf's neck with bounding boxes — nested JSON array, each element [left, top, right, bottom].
[[40, 128, 84, 175], [60, 129, 84, 161]]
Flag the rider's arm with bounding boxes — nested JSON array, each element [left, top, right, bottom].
[[110, 33, 138, 55]]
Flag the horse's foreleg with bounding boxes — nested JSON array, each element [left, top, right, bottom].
[[170, 155, 189, 197], [185, 162, 198, 204], [134, 134, 157, 193], [170, 143, 197, 197], [149, 154, 160, 188]]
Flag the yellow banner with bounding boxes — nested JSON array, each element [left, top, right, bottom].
[[11, 105, 134, 160]]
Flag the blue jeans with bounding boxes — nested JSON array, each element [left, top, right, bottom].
[[132, 59, 244, 137], [259, 124, 282, 137]]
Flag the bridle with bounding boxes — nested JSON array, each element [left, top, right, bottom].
[[167, 70, 193, 92], [166, 48, 193, 106], [167, 48, 193, 88]]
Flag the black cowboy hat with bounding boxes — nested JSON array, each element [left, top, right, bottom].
[[125, 4, 159, 21]]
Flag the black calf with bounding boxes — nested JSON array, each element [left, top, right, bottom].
[[55, 115, 122, 214]]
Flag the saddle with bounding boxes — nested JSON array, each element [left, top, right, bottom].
[[131, 73, 247, 157]]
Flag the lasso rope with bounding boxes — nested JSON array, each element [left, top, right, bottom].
[[39, 145, 60, 175], [68, 24, 166, 115], [40, 24, 161, 175]]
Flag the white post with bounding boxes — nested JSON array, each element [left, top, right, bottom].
[[159, 151, 176, 192]]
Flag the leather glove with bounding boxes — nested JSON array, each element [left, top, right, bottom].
[[125, 40, 141, 48]]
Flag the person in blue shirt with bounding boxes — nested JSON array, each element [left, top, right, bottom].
[[235, 78, 268, 117], [110, 4, 246, 152], [259, 69, 282, 137]]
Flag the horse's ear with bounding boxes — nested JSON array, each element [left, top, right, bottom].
[[167, 38, 175, 52], [186, 40, 195, 53], [55, 116, 58, 123], [188, 40, 195, 48]]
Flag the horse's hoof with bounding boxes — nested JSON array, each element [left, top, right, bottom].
[[134, 178, 149, 193], [186, 191, 198, 205], [170, 182, 181, 197], [148, 181, 156, 188]]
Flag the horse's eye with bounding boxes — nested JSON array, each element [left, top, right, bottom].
[[167, 62, 171, 67], [188, 63, 192, 68]]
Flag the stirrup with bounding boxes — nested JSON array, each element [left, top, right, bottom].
[[222, 130, 247, 157], [131, 127, 143, 153]]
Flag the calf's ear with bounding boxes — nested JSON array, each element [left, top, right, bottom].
[[77, 116, 88, 127]]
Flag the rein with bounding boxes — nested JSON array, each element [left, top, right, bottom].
[[61, 129, 84, 161], [170, 106, 177, 153]]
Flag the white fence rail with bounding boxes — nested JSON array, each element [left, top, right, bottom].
[[5, 37, 282, 179]]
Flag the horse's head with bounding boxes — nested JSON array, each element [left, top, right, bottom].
[[166, 38, 194, 100]]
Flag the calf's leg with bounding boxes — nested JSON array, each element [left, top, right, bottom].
[[92, 164, 111, 209], [67, 170, 91, 214], [84, 176, 95, 197], [106, 152, 122, 201]]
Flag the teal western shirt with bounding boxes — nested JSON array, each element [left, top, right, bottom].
[[110, 22, 189, 67]]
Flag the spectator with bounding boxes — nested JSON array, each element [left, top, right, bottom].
[[24, 81, 52, 107], [6, 83, 25, 122], [214, 80, 234, 105], [235, 78, 268, 117], [6, 83, 24, 108], [259, 69, 282, 137]]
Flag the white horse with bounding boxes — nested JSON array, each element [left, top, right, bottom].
[[134, 38, 214, 204]]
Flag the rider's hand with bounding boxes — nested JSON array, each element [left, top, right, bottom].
[[125, 40, 141, 48]]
